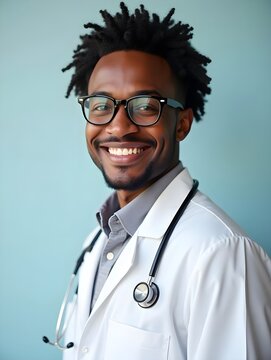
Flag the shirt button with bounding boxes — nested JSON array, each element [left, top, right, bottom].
[[106, 252, 114, 260], [81, 346, 89, 353]]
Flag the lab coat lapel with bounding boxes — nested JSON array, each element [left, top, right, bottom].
[[89, 231, 139, 316]]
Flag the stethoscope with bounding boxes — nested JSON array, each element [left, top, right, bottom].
[[43, 179, 199, 351]]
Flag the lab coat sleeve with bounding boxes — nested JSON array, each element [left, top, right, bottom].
[[184, 236, 271, 360]]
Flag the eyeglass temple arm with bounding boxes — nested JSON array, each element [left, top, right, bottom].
[[166, 98, 184, 110]]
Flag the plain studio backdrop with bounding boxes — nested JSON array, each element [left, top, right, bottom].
[[0, 0, 270, 359]]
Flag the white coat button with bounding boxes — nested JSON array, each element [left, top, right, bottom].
[[81, 346, 89, 353], [106, 252, 114, 260]]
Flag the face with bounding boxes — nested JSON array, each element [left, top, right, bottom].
[[85, 50, 192, 203]]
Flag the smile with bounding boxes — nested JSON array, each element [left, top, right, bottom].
[[108, 147, 144, 156]]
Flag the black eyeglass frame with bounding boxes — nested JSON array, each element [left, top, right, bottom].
[[77, 94, 184, 127]]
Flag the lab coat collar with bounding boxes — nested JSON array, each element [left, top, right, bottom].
[[137, 168, 194, 239]]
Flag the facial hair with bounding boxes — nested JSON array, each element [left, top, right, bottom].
[[101, 161, 154, 191]]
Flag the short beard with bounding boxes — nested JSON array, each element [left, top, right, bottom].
[[101, 163, 153, 191]]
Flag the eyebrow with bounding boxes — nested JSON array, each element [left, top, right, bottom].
[[89, 90, 163, 98]]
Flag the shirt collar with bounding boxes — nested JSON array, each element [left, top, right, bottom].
[[97, 162, 183, 237]]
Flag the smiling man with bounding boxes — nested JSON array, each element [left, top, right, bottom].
[[47, 3, 271, 359]]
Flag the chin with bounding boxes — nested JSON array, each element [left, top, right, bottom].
[[102, 166, 153, 191]]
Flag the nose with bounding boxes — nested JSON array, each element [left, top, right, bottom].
[[105, 105, 139, 137]]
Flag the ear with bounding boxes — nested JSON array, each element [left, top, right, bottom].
[[175, 108, 193, 142]]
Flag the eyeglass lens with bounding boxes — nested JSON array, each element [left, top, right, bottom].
[[83, 96, 161, 126]]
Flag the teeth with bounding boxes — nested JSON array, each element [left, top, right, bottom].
[[108, 147, 143, 155]]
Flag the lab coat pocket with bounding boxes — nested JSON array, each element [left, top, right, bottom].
[[105, 319, 170, 360]]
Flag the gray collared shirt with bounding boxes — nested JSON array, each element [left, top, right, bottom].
[[91, 162, 183, 310]]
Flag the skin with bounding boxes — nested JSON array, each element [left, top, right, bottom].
[[85, 50, 193, 208]]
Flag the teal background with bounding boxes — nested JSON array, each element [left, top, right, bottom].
[[0, 0, 270, 359]]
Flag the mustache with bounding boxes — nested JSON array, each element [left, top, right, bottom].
[[94, 136, 156, 147]]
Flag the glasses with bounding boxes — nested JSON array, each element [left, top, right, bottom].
[[77, 94, 184, 127]]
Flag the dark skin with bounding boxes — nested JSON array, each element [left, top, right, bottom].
[[85, 50, 193, 208]]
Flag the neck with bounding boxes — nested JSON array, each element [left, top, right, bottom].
[[116, 187, 147, 208], [116, 162, 182, 208]]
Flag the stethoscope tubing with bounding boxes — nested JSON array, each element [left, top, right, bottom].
[[149, 179, 198, 278], [73, 229, 102, 276], [55, 273, 76, 341]]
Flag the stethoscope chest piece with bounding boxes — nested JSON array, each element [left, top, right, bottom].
[[133, 280, 159, 308]]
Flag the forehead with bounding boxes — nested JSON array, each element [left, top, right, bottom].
[[87, 50, 177, 97]]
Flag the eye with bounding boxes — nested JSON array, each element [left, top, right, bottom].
[[131, 98, 159, 116], [137, 104, 155, 111], [92, 103, 111, 112], [89, 97, 114, 116]]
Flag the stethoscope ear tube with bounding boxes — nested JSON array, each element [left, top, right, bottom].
[[43, 229, 102, 350]]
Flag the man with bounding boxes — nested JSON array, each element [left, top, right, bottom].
[[54, 3, 271, 359]]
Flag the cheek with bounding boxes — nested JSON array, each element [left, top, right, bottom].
[[156, 117, 180, 162], [85, 125, 101, 162], [85, 125, 98, 147], [153, 113, 178, 149], [85, 126, 104, 170]]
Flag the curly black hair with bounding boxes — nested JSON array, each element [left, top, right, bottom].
[[62, 2, 211, 121]]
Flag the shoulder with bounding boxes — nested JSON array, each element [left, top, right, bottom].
[[171, 190, 271, 271], [176, 190, 248, 245]]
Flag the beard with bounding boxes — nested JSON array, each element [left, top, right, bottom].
[[101, 162, 154, 191]]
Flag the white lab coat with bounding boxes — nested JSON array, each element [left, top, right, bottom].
[[63, 169, 271, 360]]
